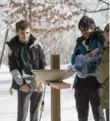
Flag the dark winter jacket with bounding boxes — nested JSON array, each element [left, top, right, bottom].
[[71, 27, 104, 89], [7, 34, 46, 90]]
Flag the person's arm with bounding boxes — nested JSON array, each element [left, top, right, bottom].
[[30, 39, 46, 69], [8, 48, 24, 86], [89, 48, 102, 57], [38, 44, 46, 69], [96, 50, 109, 84], [8, 46, 30, 92], [89, 32, 104, 56], [71, 43, 79, 65]]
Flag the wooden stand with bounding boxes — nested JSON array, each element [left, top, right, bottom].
[[32, 55, 75, 121], [51, 55, 61, 121]]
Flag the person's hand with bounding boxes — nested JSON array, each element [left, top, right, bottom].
[[89, 48, 100, 57], [20, 84, 30, 93], [67, 65, 76, 71]]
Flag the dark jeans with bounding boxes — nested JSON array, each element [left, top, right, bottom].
[[17, 91, 42, 121], [75, 88, 105, 121]]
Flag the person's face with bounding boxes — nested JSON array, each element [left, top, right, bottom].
[[104, 31, 109, 47], [80, 27, 94, 39], [17, 27, 30, 43]]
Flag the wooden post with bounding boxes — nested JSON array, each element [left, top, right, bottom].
[[51, 55, 61, 121]]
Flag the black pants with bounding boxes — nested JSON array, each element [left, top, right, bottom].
[[17, 91, 42, 121], [75, 88, 105, 121]]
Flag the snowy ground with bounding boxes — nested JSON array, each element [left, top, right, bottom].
[[0, 64, 94, 121]]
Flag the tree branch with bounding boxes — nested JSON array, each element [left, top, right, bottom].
[[99, 0, 109, 6], [81, 7, 110, 13]]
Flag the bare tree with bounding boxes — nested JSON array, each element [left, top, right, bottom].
[[79, 0, 109, 13], [0, 0, 109, 64]]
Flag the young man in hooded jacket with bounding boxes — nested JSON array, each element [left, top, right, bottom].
[[71, 16, 105, 121], [7, 20, 46, 121]]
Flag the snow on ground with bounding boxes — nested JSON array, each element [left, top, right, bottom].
[[0, 64, 94, 121]]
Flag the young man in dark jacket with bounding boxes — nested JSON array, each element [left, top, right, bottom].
[[71, 16, 105, 121], [7, 20, 46, 121]]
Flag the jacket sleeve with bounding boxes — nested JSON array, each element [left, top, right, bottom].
[[95, 30, 105, 50], [7, 46, 24, 86], [96, 49, 109, 84], [71, 43, 79, 65], [38, 44, 46, 69], [96, 40, 104, 51]]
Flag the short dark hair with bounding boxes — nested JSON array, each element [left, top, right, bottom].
[[104, 23, 109, 32], [78, 16, 96, 30], [16, 20, 30, 32]]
